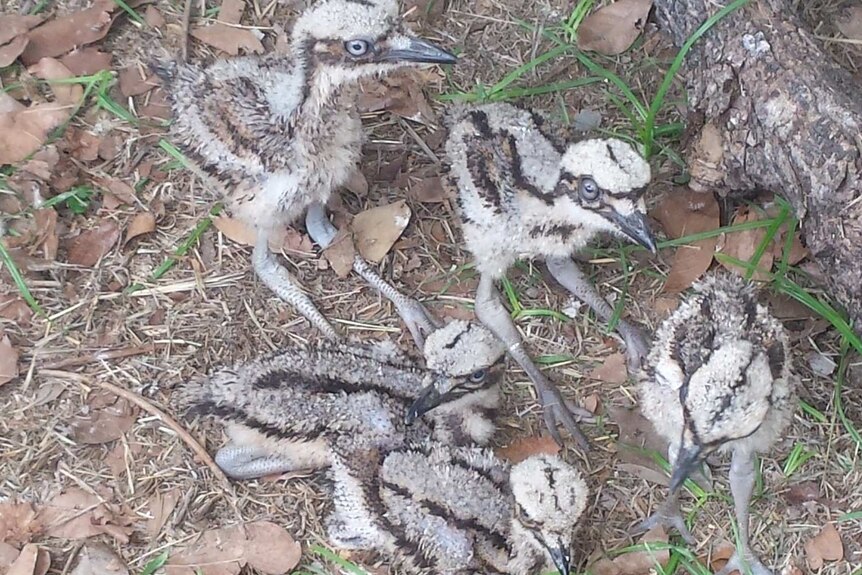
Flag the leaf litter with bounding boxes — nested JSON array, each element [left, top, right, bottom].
[[804, 523, 844, 570], [577, 0, 653, 56], [190, 0, 264, 56], [70, 543, 129, 575], [495, 435, 560, 464], [4, 544, 50, 575], [0, 333, 20, 387], [351, 200, 412, 263], [70, 390, 137, 444], [36, 488, 134, 543], [66, 219, 121, 267]]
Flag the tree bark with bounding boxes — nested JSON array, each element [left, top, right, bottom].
[[652, 0, 862, 332]]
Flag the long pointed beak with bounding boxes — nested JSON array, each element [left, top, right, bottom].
[[405, 385, 442, 425], [378, 36, 457, 64], [547, 542, 571, 575], [611, 210, 657, 253], [670, 443, 704, 494]]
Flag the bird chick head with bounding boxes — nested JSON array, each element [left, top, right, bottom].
[[670, 338, 776, 492], [405, 320, 505, 425], [508, 454, 588, 575], [292, 0, 456, 85], [554, 138, 655, 253]]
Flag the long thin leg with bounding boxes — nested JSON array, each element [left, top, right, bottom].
[[634, 442, 695, 543], [715, 450, 773, 575], [305, 202, 439, 348], [546, 256, 649, 374], [251, 226, 339, 340], [474, 273, 590, 449], [215, 445, 302, 479]]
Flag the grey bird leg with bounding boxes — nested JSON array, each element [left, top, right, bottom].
[[215, 444, 300, 480], [305, 202, 440, 348], [252, 226, 339, 340], [546, 256, 648, 374], [715, 450, 773, 575], [475, 273, 591, 449], [634, 488, 695, 544]]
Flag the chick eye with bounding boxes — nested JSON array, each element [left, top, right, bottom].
[[469, 369, 487, 384], [578, 176, 600, 201], [344, 39, 370, 57]]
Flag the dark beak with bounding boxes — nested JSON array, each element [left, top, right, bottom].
[[610, 210, 657, 253], [405, 385, 442, 425], [378, 36, 457, 65], [669, 443, 704, 494], [547, 541, 571, 575]]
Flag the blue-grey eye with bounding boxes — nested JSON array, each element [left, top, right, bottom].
[[345, 39, 370, 57], [469, 369, 486, 383], [579, 176, 600, 201]]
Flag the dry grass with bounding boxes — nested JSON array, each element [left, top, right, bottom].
[[1, 0, 860, 573]]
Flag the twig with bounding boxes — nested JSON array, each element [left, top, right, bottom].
[[40, 369, 234, 492], [41, 343, 157, 370], [181, 0, 194, 62]]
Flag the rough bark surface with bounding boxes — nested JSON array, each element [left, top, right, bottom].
[[653, 0, 862, 332]]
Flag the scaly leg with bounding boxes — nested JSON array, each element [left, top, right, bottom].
[[305, 202, 439, 348], [546, 256, 649, 374], [715, 450, 773, 575], [475, 273, 591, 449], [634, 440, 695, 542], [215, 444, 302, 480], [251, 226, 339, 340]]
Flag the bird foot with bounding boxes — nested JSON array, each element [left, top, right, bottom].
[[619, 321, 649, 376], [394, 297, 440, 350], [714, 550, 773, 575], [537, 384, 590, 451], [634, 501, 694, 544]]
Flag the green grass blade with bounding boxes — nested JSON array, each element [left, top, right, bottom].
[[308, 544, 369, 575], [744, 203, 788, 281], [0, 240, 45, 316], [139, 551, 169, 575], [834, 341, 862, 450], [112, 0, 146, 24]]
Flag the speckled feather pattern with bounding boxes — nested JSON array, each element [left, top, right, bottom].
[[443, 102, 651, 278], [639, 272, 798, 457]]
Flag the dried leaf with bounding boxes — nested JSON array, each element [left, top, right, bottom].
[[612, 526, 669, 574], [322, 228, 356, 278], [125, 212, 157, 244], [351, 200, 411, 263], [6, 544, 50, 575], [0, 15, 45, 46], [60, 48, 112, 75], [409, 176, 448, 203], [0, 294, 33, 324], [0, 334, 19, 387], [96, 176, 137, 204], [608, 406, 669, 472], [70, 394, 136, 444], [33, 208, 58, 260], [70, 543, 128, 575], [0, 501, 40, 546], [166, 521, 300, 575], [716, 208, 774, 281], [212, 216, 312, 254], [0, 101, 70, 165], [651, 190, 719, 292], [582, 392, 601, 414], [785, 481, 820, 505], [0, 542, 19, 568], [707, 543, 735, 573], [343, 168, 369, 197], [146, 489, 180, 538], [66, 220, 120, 267], [37, 488, 133, 543], [617, 463, 670, 487], [403, 0, 445, 24], [21, 0, 119, 65], [804, 523, 843, 570], [577, 0, 653, 55], [495, 436, 560, 464], [190, 24, 264, 56], [145, 6, 166, 29], [0, 36, 29, 68], [588, 352, 628, 384], [218, 0, 247, 24], [69, 129, 102, 162], [119, 66, 159, 97], [836, 6, 862, 40]]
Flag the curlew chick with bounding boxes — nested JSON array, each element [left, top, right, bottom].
[[157, 0, 455, 342], [444, 102, 656, 446], [327, 440, 589, 574], [176, 320, 505, 479], [637, 272, 797, 575]]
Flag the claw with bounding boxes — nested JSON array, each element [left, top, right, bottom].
[[395, 299, 439, 349], [714, 551, 773, 575], [620, 321, 649, 376], [634, 498, 694, 544], [539, 388, 590, 450]]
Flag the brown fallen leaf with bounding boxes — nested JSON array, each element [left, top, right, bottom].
[[125, 212, 157, 244], [773, 222, 808, 266], [119, 66, 159, 98], [836, 5, 862, 40], [191, 24, 264, 56], [60, 48, 112, 75], [68, 129, 101, 162], [145, 6, 167, 29], [37, 488, 133, 543], [0, 501, 40, 546], [70, 543, 128, 575], [166, 521, 301, 575], [146, 489, 181, 538], [0, 334, 19, 387], [212, 215, 313, 255], [343, 168, 369, 197], [577, 0, 653, 56], [0, 15, 45, 46], [0, 98, 71, 165], [0, 36, 29, 68], [0, 294, 33, 324], [707, 542, 735, 574], [70, 393, 136, 444], [804, 523, 843, 570], [0, 542, 19, 568], [33, 208, 58, 260], [716, 207, 773, 281], [322, 228, 356, 278], [613, 526, 670, 575], [66, 220, 120, 267], [21, 0, 119, 65], [588, 352, 628, 384], [217, 0, 247, 24], [6, 544, 50, 575], [582, 392, 602, 415], [651, 189, 719, 293], [495, 435, 560, 464], [95, 177, 137, 205], [608, 405, 669, 473], [351, 200, 411, 263], [409, 176, 448, 203]]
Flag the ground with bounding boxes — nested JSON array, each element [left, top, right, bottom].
[[0, 0, 861, 574]]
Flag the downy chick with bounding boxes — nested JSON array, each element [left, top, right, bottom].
[[326, 440, 589, 574], [156, 0, 455, 343], [444, 102, 656, 446], [637, 272, 797, 575], [176, 320, 505, 479]]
